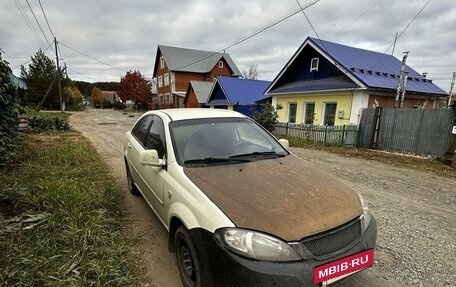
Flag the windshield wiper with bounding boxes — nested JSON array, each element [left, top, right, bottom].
[[184, 157, 252, 165], [229, 151, 285, 159]]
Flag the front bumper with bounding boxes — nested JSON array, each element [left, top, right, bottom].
[[189, 216, 377, 287]]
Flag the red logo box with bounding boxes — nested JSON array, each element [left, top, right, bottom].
[[313, 249, 374, 284]]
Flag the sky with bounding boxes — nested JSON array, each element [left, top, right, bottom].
[[1, 0, 455, 92]]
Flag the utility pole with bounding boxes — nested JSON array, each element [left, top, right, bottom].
[[54, 37, 63, 111], [399, 72, 409, 108], [394, 51, 409, 108], [448, 72, 456, 107]]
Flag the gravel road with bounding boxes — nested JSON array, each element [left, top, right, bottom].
[[70, 108, 456, 287]]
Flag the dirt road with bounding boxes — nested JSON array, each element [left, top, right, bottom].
[[70, 108, 456, 287]]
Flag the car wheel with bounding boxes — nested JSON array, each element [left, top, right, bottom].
[[125, 163, 140, 195], [175, 226, 201, 287]]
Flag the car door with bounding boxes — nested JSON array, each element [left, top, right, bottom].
[[127, 114, 154, 192], [141, 115, 167, 219], [127, 114, 166, 219]]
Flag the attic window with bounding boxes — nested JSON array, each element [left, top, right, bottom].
[[160, 56, 165, 69], [310, 57, 319, 72], [218, 61, 224, 68]]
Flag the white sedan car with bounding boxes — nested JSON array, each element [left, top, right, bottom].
[[124, 108, 377, 287]]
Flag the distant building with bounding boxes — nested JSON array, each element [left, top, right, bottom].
[[101, 90, 121, 104], [207, 77, 271, 117], [184, 80, 213, 108], [152, 45, 241, 109]]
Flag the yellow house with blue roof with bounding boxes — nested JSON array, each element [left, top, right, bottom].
[[265, 37, 448, 126]]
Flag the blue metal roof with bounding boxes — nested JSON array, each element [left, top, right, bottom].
[[208, 77, 271, 105], [10, 74, 27, 90], [308, 37, 447, 95]]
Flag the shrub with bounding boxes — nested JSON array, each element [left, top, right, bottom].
[[0, 50, 23, 164], [251, 103, 282, 132]]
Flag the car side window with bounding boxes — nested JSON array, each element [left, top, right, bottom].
[[146, 116, 166, 158], [132, 115, 153, 146]]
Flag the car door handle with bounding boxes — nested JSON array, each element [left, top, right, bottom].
[[127, 142, 132, 148]]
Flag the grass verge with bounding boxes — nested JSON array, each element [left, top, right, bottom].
[[283, 135, 456, 180], [0, 132, 137, 287]]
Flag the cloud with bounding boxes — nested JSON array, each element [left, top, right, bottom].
[[1, 0, 454, 91]]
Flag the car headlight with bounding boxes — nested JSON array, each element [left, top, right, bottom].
[[358, 194, 372, 233], [215, 228, 302, 262]]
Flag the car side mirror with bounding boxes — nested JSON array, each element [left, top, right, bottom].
[[279, 139, 289, 149], [139, 150, 163, 167]]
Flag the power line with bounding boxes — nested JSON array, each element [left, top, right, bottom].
[[59, 42, 125, 72], [329, 0, 384, 40], [175, 0, 320, 71], [362, 0, 432, 79], [38, 0, 55, 38], [13, 40, 55, 69], [295, 0, 327, 51], [25, 0, 53, 48], [13, 0, 46, 49]]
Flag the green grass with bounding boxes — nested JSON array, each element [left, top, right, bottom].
[[283, 135, 456, 180], [0, 132, 137, 287]]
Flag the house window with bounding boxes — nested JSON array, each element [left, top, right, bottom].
[[165, 93, 171, 104], [218, 61, 224, 68], [160, 56, 165, 69], [303, 103, 315, 125], [159, 94, 164, 104], [288, 103, 297, 123], [164, 73, 169, 86], [158, 75, 163, 88], [310, 57, 319, 72], [323, 103, 337, 126]]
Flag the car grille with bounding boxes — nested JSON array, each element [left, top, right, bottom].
[[300, 217, 361, 258]]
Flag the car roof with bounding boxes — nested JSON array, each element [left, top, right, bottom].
[[153, 108, 248, 122]]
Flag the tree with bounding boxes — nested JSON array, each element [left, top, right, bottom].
[[243, 64, 259, 80], [251, 103, 282, 132], [64, 84, 83, 107], [20, 49, 63, 108], [90, 87, 103, 107], [0, 49, 23, 164], [117, 70, 151, 108]]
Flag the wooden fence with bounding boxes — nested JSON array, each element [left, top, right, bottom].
[[274, 123, 359, 146], [358, 107, 455, 156]]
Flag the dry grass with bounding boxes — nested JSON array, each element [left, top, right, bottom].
[[286, 136, 456, 180]]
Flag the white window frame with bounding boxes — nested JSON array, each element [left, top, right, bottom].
[[158, 75, 163, 88], [164, 73, 170, 87], [218, 60, 224, 68], [322, 102, 337, 126], [303, 102, 315, 125], [287, 102, 297, 123], [165, 93, 171, 104], [160, 56, 165, 69], [159, 94, 164, 104], [310, 57, 319, 72]]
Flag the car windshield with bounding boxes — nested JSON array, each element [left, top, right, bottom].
[[170, 117, 289, 166]]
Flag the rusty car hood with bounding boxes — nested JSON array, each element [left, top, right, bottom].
[[183, 155, 362, 241]]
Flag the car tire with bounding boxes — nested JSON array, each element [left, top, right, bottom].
[[175, 226, 201, 287], [125, 163, 140, 195]]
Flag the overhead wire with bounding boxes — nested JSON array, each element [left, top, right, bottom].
[[329, 0, 384, 40], [24, 0, 53, 48], [59, 42, 125, 72], [13, 0, 46, 49], [295, 0, 327, 51], [37, 0, 55, 38], [175, 0, 320, 71], [364, 0, 432, 73], [13, 40, 54, 69]]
